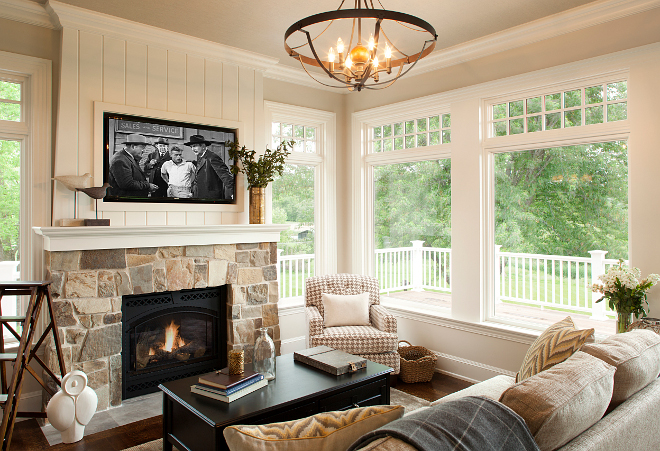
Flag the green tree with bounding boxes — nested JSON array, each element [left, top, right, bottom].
[[272, 164, 314, 255], [0, 139, 20, 261]]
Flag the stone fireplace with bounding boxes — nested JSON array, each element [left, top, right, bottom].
[[33, 225, 288, 411]]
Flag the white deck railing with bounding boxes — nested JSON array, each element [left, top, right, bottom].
[[277, 244, 622, 319]]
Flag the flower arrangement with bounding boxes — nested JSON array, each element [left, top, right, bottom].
[[225, 140, 294, 189], [592, 259, 660, 332]]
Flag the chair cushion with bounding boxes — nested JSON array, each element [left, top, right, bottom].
[[306, 274, 380, 318], [500, 351, 615, 451], [322, 292, 371, 327], [311, 326, 398, 354], [581, 329, 660, 408], [517, 316, 594, 382], [223, 405, 404, 451]]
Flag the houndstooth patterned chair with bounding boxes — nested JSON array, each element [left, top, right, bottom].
[[305, 274, 400, 374]]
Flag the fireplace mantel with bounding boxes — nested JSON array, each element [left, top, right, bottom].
[[33, 224, 290, 251]]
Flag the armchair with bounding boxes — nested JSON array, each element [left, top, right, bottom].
[[305, 274, 400, 374]]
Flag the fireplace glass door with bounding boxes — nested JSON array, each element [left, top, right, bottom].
[[130, 310, 216, 373]]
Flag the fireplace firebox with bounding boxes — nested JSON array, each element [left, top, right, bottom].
[[122, 286, 227, 399]]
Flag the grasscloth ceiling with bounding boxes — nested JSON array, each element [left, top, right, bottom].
[[47, 0, 599, 68]]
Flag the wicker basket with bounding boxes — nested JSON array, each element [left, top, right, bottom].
[[397, 340, 437, 383]]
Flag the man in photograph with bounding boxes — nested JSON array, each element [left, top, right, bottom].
[[186, 134, 234, 199], [145, 137, 171, 197], [161, 146, 196, 198], [108, 133, 158, 197]]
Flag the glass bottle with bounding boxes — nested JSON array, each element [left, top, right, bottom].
[[253, 327, 276, 380]]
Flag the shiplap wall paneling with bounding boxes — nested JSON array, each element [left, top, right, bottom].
[[53, 28, 79, 225], [254, 70, 265, 152], [167, 50, 186, 114], [238, 67, 255, 150], [146, 211, 167, 226], [166, 211, 187, 225], [125, 211, 147, 226], [186, 55, 205, 117], [125, 42, 147, 108], [205, 59, 223, 119], [204, 211, 223, 225], [186, 211, 205, 225], [147, 46, 167, 111], [222, 63, 239, 121], [78, 31, 103, 219], [102, 211, 126, 226], [103, 36, 126, 106]]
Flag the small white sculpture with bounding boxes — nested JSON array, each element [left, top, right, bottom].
[[46, 370, 98, 443]]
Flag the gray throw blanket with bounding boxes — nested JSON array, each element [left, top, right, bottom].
[[347, 396, 540, 451]]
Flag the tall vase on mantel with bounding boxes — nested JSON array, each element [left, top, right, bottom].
[[249, 187, 266, 224], [253, 327, 276, 381], [616, 310, 634, 334]]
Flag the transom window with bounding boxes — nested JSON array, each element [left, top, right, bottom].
[[272, 122, 317, 153], [0, 79, 22, 122], [490, 80, 627, 137], [371, 114, 451, 152]]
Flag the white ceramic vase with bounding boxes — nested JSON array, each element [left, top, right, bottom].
[[46, 370, 98, 443]]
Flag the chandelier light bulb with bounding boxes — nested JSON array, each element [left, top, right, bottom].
[[337, 38, 345, 54], [372, 56, 379, 68], [328, 47, 336, 63], [345, 55, 352, 69], [384, 45, 392, 59], [368, 34, 375, 51]]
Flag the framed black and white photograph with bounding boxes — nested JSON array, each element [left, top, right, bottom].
[[102, 111, 237, 205]]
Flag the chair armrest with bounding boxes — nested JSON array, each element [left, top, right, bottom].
[[370, 304, 397, 334], [306, 306, 324, 337]]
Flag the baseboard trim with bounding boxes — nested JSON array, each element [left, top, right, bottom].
[[430, 349, 516, 380], [280, 336, 306, 354]]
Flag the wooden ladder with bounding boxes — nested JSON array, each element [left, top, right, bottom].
[[0, 281, 66, 451]]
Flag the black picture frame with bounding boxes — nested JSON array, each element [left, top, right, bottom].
[[103, 112, 237, 205]]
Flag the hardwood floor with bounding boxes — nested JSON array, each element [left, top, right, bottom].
[[10, 372, 471, 450]]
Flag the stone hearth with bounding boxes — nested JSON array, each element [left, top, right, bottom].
[[42, 241, 280, 411]]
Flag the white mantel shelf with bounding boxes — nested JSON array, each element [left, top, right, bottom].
[[33, 224, 291, 252]]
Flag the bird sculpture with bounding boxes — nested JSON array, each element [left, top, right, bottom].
[[52, 173, 92, 191], [46, 370, 98, 443], [76, 183, 111, 220]]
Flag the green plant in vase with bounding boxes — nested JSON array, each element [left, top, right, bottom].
[[592, 259, 660, 333], [226, 140, 293, 224]]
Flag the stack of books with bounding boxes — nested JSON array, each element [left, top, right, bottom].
[[191, 367, 267, 403]]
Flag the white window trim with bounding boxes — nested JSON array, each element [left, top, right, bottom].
[[0, 50, 52, 340], [264, 101, 337, 305]]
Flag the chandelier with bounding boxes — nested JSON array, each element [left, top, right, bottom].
[[284, 1, 437, 92]]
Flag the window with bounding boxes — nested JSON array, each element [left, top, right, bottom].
[[0, 80, 22, 122], [266, 102, 336, 304], [370, 113, 451, 152], [490, 81, 627, 136]]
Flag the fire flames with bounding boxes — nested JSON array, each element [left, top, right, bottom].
[[150, 319, 186, 355]]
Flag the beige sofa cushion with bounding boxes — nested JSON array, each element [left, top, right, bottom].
[[500, 351, 615, 451], [581, 329, 660, 408], [517, 316, 594, 382], [224, 405, 404, 451], [322, 292, 371, 327]]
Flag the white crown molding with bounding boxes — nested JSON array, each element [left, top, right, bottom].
[[0, 0, 54, 29], [44, 0, 279, 72], [413, 0, 660, 76]]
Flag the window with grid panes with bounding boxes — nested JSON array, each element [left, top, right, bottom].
[[490, 81, 627, 137], [0, 79, 21, 122], [371, 113, 451, 153], [271, 122, 317, 153]]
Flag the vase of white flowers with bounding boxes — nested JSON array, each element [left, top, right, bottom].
[[592, 259, 660, 333]]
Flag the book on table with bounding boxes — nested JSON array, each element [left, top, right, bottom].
[[294, 346, 367, 376], [197, 373, 264, 396], [198, 365, 259, 390], [191, 378, 268, 403]]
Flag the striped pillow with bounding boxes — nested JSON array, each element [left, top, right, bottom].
[[223, 405, 404, 451], [517, 316, 594, 382]]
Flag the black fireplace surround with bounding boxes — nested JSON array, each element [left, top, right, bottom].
[[122, 286, 227, 399]]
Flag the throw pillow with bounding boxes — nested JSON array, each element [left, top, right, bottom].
[[516, 316, 594, 382], [322, 292, 371, 327], [581, 329, 660, 408], [499, 351, 615, 451], [223, 405, 405, 451]]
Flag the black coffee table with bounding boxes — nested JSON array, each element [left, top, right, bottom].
[[159, 353, 392, 451]]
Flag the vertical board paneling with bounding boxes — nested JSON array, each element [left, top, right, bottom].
[[146, 211, 167, 225], [78, 31, 103, 219], [222, 63, 239, 121], [254, 70, 265, 152], [125, 211, 147, 226], [166, 211, 186, 225], [167, 50, 187, 113], [147, 46, 167, 111], [53, 28, 79, 224], [204, 211, 222, 225], [221, 213, 238, 224], [186, 55, 205, 116], [238, 67, 255, 149], [103, 36, 126, 105], [205, 59, 222, 119], [125, 42, 147, 108], [102, 210, 126, 226], [186, 212, 204, 225]]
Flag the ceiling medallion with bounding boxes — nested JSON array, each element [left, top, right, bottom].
[[285, 0, 437, 92]]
